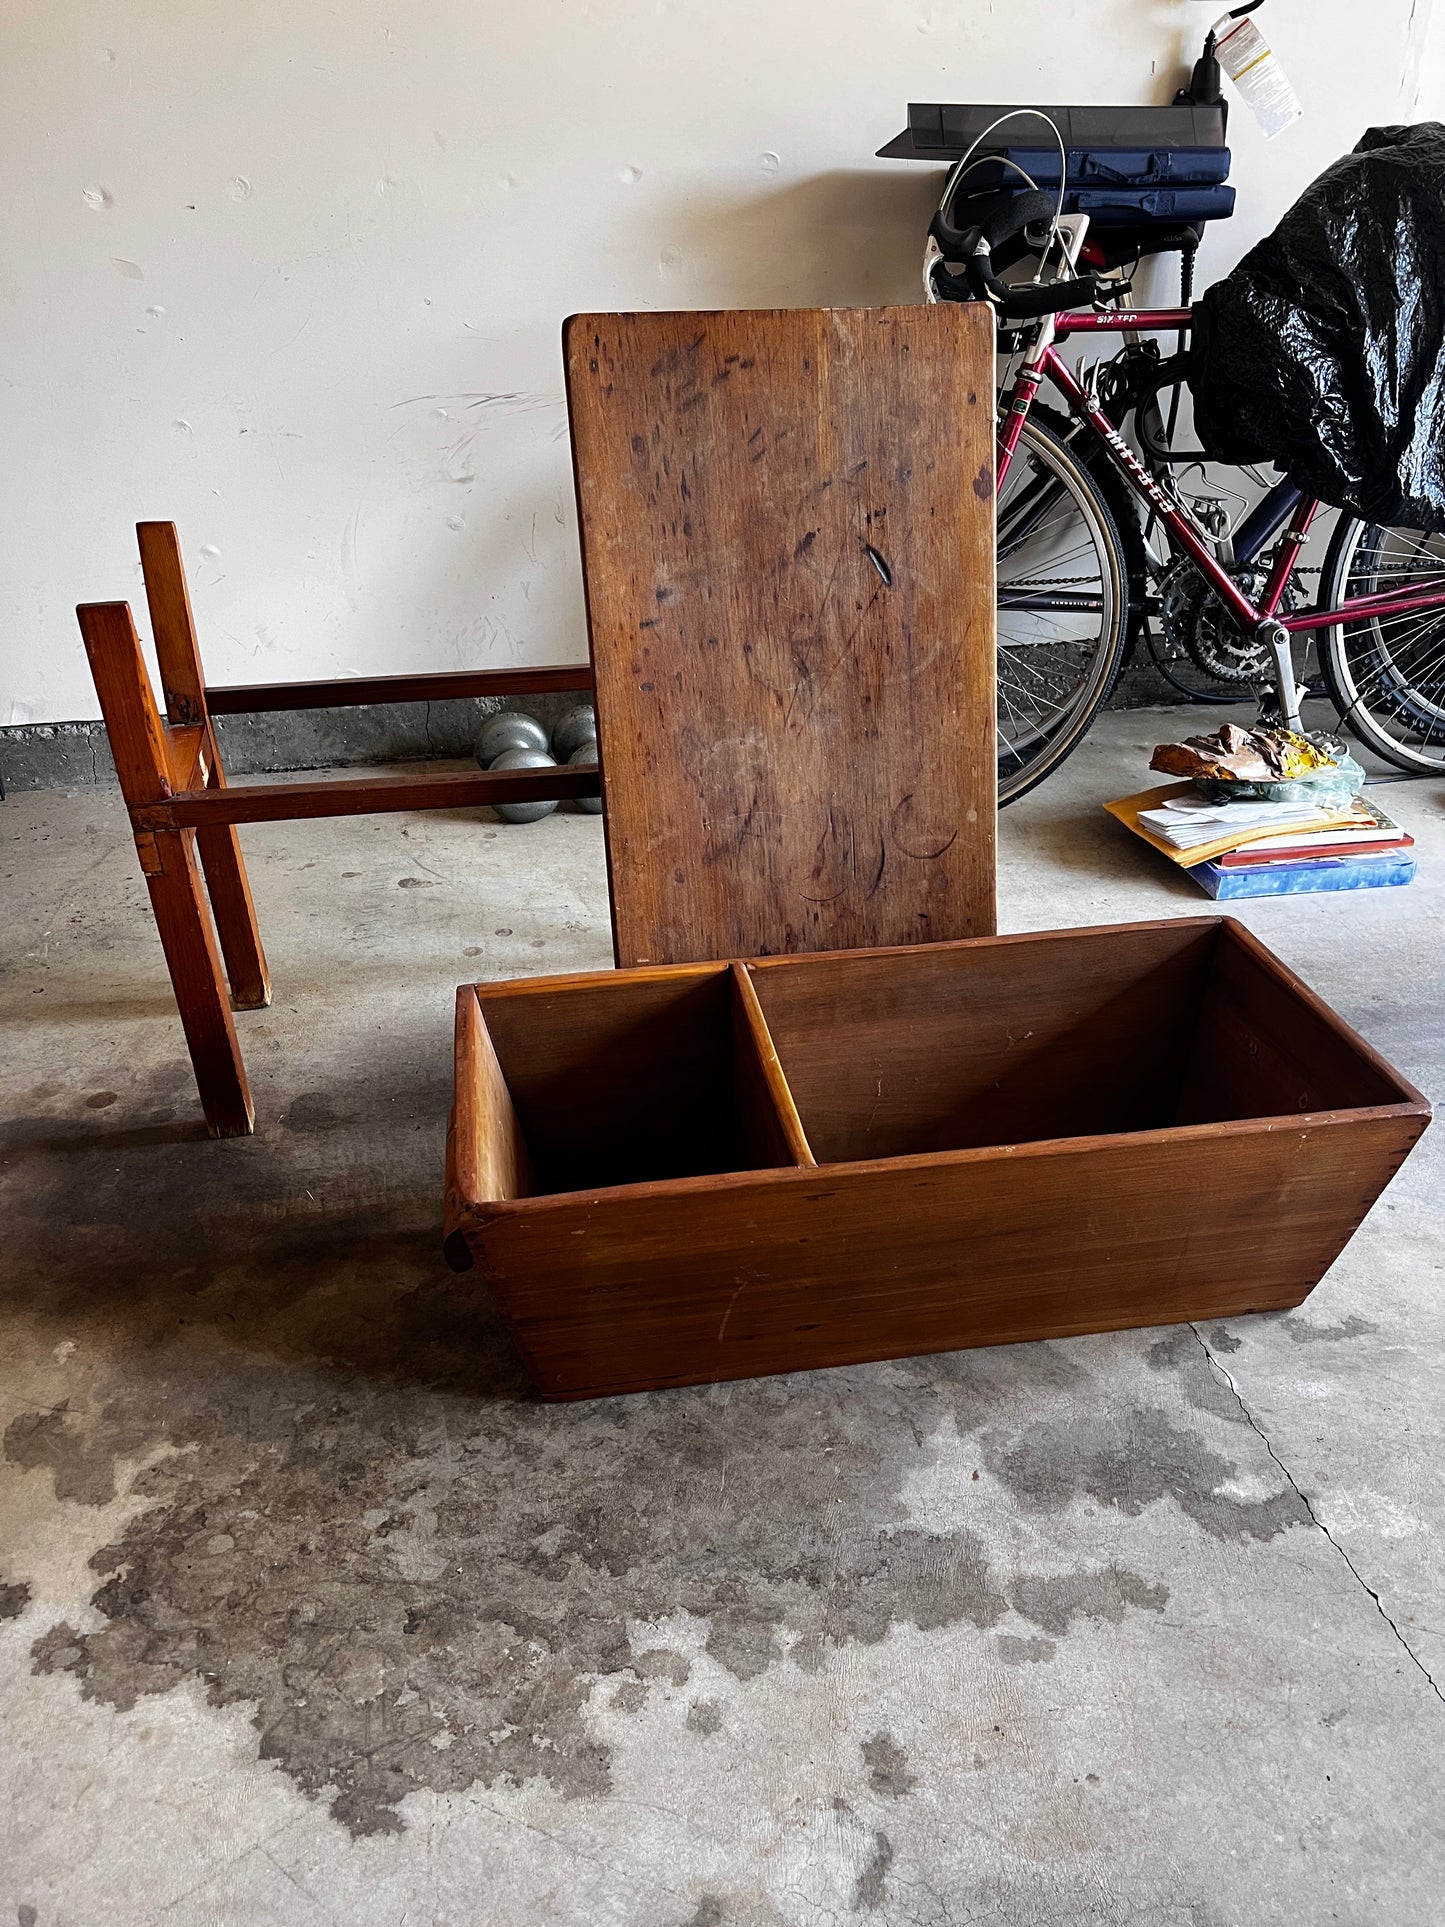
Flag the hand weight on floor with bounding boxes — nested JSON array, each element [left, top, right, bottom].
[[551, 704, 597, 761], [567, 740, 603, 814], [476, 711, 549, 765], [489, 746, 560, 824]]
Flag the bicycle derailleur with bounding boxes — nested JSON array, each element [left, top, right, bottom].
[[1158, 554, 1302, 685]]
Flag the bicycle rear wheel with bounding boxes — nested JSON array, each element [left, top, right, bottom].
[[996, 417, 1131, 804], [1318, 517, 1445, 774]]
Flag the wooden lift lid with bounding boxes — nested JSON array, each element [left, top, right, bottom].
[[563, 303, 998, 968]]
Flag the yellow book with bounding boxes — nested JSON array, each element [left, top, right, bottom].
[[1104, 783, 1371, 869]]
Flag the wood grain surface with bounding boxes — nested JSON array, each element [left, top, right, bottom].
[[473, 964, 797, 1197], [730, 962, 816, 1170], [447, 920, 1431, 1399], [78, 601, 255, 1137], [461, 1112, 1425, 1399], [202, 664, 591, 715], [133, 763, 600, 830], [139, 521, 272, 1012], [747, 920, 1221, 1163], [81, 521, 597, 1136], [564, 305, 998, 968]]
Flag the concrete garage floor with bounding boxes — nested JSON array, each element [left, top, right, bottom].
[[2, 707, 1443, 1926]]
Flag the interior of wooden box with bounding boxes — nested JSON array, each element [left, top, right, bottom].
[[1174, 921, 1405, 1125], [745, 920, 1404, 1165], [475, 965, 805, 1197]]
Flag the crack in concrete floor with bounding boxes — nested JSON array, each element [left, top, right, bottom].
[[1191, 1323, 1445, 1709]]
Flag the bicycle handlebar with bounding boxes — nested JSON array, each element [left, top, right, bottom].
[[978, 269, 1102, 318], [929, 188, 1099, 320], [929, 188, 1055, 262]]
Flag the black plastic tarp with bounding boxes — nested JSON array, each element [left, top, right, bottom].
[[1191, 123, 1445, 530]]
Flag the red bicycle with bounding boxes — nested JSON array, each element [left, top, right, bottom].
[[926, 180, 1445, 802]]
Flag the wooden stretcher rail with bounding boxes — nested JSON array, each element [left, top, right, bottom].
[[202, 664, 593, 714], [133, 764, 601, 830]]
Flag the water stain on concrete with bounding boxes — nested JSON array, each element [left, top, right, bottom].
[[4, 1402, 157, 1507], [861, 1731, 916, 1796], [15, 1334, 1296, 1836], [853, 1827, 893, 1909], [1280, 1313, 1379, 1344], [0, 1577, 32, 1619], [1147, 1328, 1249, 1426], [280, 1091, 349, 1134], [686, 1698, 722, 1736], [995, 1634, 1056, 1666], [638, 1647, 691, 1685], [6, 1095, 1314, 1840], [984, 1402, 1309, 1543], [1008, 1566, 1169, 1637]]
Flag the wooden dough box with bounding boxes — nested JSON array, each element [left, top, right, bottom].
[[444, 917, 1429, 1400]]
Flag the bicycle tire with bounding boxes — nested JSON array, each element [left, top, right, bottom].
[[1318, 515, 1445, 775], [996, 415, 1131, 805], [1028, 402, 1151, 648]]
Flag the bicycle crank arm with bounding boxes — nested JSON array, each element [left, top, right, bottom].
[[1258, 619, 1305, 733]]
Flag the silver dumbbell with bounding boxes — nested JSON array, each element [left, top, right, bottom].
[[567, 740, 603, 814], [489, 746, 559, 824], [477, 711, 549, 765], [551, 704, 598, 761]]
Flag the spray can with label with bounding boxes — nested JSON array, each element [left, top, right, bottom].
[[1212, 9, 1303, 139]]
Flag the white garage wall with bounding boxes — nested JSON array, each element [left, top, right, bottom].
[[2, 0, 1440, 725]]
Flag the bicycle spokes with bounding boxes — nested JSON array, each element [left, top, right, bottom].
[[994, 423, 1125, 797], [1331, 527, 1445, 763]]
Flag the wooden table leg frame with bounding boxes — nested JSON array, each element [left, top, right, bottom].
[[444, 918, 1430, 1401], [78, 522, 597, 1138]]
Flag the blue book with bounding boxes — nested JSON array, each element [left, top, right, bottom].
[[1191, 849, 1417, 899]]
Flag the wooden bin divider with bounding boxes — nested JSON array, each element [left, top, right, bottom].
[[445, 962, 824, 1272], [730, 963, 817, 1173]]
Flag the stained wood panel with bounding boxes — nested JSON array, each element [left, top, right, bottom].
[[1176, 921, 1406, 1124], [466, 1113, 1426, 1399], [77, 601, 255, 1137], [747, 920, 1222, 1163], [446, 919, 1431, 1398], [564, 304, 998, 968], [474, 964, 798, 1197]]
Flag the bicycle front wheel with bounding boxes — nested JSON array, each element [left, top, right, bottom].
[[996, 417, 1131, 804], [1319, 516, 1445, 774]]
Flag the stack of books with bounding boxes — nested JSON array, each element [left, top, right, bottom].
[[1105, 783, 1416, 898]]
